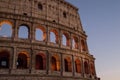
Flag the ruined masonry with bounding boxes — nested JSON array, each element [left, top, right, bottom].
[[0, 0, 99, 80]]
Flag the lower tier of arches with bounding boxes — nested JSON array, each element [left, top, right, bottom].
[[0, 41, 97, 79]]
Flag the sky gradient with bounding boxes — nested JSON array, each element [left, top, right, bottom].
[[66, 0, 120, 80]]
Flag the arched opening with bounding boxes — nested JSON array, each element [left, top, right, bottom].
[[84, 61, 89, 74], [51, 56, 57, 71], [64, 59, 68, 72], [50, 29, 58, 43], [63, 11, 67, 18], [90, 63, 95, 75], [35, 53, 46, 70], [0, 21, 12, 37], [35, 28, 43, 41], [51, 54, 60, 71], [36, 55, 43, 70], [72, 36, 78, 49], [62, 34, 67, 46], [81, 40, 86, 51], [35, 26, 46, 41], [72, 39, 75, 48], [50, 32, 56, 43], [0, 50, 10, 69], [18, 25, 29, 39], [62, 32, 70, 46], [17, 52, 29, 69], [38, 3, 43, 10], [75, 59, 81, 73], [64, 57, 72, 72]]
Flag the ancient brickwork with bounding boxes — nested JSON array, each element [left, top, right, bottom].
[[0, 0, 98, 80]]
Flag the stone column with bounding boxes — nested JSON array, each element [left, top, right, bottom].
[[85, 39, 89, 53], [59, 29, 62, 48], [79, 36, 82, 52], [47, 27, 50, 43], [68, 33, 71, 48], [72, 55, 75, 76], [12, 46, 17, 69], [70, 33, 72, 50], [29, 48, 33, 73], [46, 50, 49, 74], [78, 36, 81, 52], [60, 53, 63, 76], [81, 58, 85, 77], [13, 20, 18, 41], [46, 25, 49, 45], [88, 60, 90, 76], [30, 50, 35, 74], [30, 22, 34, 42]]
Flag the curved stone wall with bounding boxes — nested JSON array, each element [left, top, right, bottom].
[[0, 0, 98, 80], [0, 0, 83, 32]]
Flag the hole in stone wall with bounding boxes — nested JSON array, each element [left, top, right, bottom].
[[63, 12, 67, 18], [18, 25, 29, 39], [23, 13, 27, 16], [0, 22, 12, 37], [53, 20, 56, 22], [38, 3, 43, 10]]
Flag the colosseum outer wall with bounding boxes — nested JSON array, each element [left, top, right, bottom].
[[0, 0, 98, 80], [0, 0, 83, 31]]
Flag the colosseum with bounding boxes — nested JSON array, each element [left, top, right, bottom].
[[0, 0, 99, 80]]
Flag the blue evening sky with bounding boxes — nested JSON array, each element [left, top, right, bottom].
[[66, 0, 120, 80]]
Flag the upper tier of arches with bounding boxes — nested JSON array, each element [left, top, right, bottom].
[[0, 0, 83, 32], [0, 20, 88, 52]]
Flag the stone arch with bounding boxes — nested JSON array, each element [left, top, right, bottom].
[[72, 36, 79, 49], [84, 61, 89, 74], [62, 32, 70, 46], [35, 26, 46, 41], [38, 2, 43, 10], [0, 20, 13, 37], [51, 56, 57, 71], [81, 40, 87, 51], [0, 20, 12, 26], [64, 56, 72, 72], [18, 24, 29, 39], [51, 54, 60, 71], [75, 58, 81, 73], [0, 50, 10, 69], [90, 62, 95, 75], [17, 51, 30, 69], [50, 29, 59, 43], [35, 53, 46, 70], [63, 11, 67, 18]]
